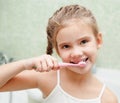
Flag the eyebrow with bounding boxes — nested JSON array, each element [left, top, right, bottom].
[[57, 35, 91, 47], [58, 42, 71, 47], [77, 35, 91, 41]]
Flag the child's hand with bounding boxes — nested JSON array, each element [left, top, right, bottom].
[[23, 54, 59, 72]]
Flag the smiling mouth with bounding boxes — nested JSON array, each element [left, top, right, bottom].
[[59, 58, 88, 68], [70, 57, 88, 64]]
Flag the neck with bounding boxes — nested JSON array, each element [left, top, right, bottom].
[[61, 69, 93, 84]]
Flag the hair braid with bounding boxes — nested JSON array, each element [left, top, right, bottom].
[[46, 28, 53, 55]]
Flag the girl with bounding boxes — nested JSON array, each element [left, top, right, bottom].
[[0, 4, 118, 103]]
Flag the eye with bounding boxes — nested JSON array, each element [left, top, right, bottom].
[[62, 45, 70, 49], [80, 40, 88, 45]]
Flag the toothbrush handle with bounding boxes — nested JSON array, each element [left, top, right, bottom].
[[59, 63, 80, 67], [59, 62, 86, 67]]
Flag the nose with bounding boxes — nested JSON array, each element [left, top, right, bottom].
[[70, 46, 83, 59]]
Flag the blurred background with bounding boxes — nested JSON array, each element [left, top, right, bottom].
[[0, 0, 120, 103], [0, 0, 120, 69]]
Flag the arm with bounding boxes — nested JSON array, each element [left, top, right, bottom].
[[0, 60, 39, 91], [0, 54, 59, 92], [0, 60, 25, 88]]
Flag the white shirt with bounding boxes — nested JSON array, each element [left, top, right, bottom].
[[41, 70, 105, 103]]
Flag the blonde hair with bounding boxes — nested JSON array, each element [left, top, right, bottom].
[[46, 4, 99, 55]]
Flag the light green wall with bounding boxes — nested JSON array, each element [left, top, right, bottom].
[[0, 0, 120, 69]]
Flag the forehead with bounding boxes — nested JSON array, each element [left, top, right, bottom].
[[56, 19, 94, 42]]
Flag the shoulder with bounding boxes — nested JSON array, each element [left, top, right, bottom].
[[37, 70, 57, 90], [102, 87, 118, 103], [37, 70, 57, 84]]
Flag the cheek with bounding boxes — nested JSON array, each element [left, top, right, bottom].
[[85, 45, 98, 59], [59, 50, 70, 62]]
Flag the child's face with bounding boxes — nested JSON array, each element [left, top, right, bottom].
[[56, 20, 102, 74]]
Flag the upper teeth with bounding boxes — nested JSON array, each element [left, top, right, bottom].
[[82, 58, 88, 62], [70, 58, 88, 64]]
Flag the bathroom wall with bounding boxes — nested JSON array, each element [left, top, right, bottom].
[[0, 0, 120, 69]]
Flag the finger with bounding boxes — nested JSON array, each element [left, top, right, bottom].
[[35, 61, 42, 72], [51, 57, 59, 70], [40, 59, 48, 72], [46, 58, 54, 71]]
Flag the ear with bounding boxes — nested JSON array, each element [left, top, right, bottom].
[[96, 32, 103, 49]]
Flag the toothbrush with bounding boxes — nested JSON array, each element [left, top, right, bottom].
[[59, 61, 86, 68]]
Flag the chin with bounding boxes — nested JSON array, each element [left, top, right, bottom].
[[69, 66, 91, 75]]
